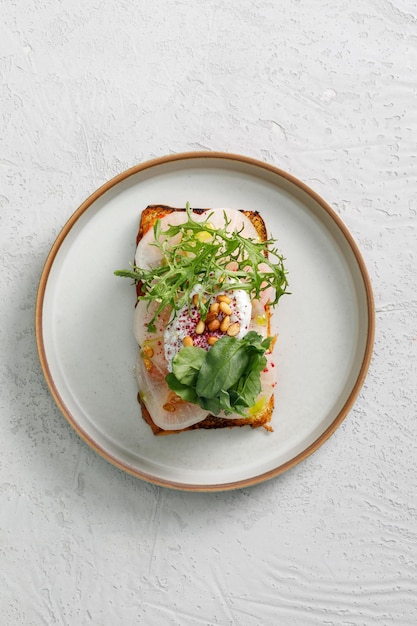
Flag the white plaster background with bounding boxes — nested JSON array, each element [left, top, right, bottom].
[[1, 0, 416, 624]]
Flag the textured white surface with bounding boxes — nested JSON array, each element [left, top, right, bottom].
[[1, 0, 416, 624]]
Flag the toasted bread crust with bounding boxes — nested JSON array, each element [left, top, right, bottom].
[[135, 205, 275, 435], [138, 393, 274, 436], [136, 205, 267, 244]]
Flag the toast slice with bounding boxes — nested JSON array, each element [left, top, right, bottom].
[[134, 205, 275, 435]]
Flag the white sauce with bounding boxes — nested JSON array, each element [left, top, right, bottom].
[[164, 288, 251, 371]]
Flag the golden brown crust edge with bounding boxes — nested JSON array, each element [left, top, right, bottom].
[[138, 393, 274, 436], [136, 205, 274, 435]]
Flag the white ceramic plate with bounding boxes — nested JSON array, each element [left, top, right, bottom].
[[36, 152, 374, 491]]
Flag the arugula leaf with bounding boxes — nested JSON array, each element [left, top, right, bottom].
[[115, 203, 288, 332], [167, 332, 273, 417], [197, 395, 222, 415], [171, 346, 206, 386], [231, 361, 264, 408], [165, 373, 200, 405], [195, 336, 250, 398]]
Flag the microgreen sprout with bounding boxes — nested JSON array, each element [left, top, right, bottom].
[[115, 203, 288, 332]]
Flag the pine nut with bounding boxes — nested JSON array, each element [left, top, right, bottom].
[[227, 322, 240, 336], [208, 318, 220, 331], [209, 302, 220, 314], [163, 403, 175, 412], [142, 345, 154, 358], [217, 294, 231, 304], [208, 336, 219, 346], [168, 391, 184, 405], [183, 336, 193, 347], [219, 301, 232, 316], [220, 315, 230, 332], [195, 320, 205, 334], [144, 357, 153, 371], [206, 311, 218, 322]]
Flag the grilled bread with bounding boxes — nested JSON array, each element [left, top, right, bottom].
[[133, 205, 276, 435]]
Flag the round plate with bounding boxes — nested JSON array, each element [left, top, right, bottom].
[[36, 152, 375, 491]]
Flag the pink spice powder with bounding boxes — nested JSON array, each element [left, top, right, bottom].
[[165, 292, 250, 366]]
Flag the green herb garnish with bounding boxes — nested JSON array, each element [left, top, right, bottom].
[[166, 332, 273, 416], [115, 203, 288, 332]]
